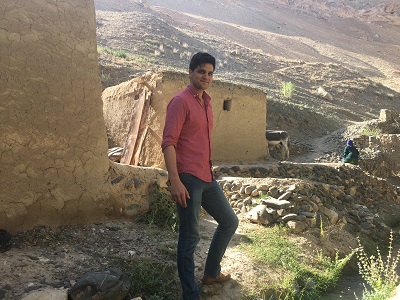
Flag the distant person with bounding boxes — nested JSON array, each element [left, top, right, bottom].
[[161, 52, 239, 300], [342, 139, 359, 165]]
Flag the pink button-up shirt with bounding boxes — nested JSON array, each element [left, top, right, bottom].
[[161, 85, 214, 182]]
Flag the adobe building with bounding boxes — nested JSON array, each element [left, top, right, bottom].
[[102, 71, 268, 168], [0, 0, 167, 233]]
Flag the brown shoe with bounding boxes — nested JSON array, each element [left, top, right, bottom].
[[202, 272, 231, 285]]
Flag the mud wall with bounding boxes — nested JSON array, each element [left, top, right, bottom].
[[102, 71, 268, 168], [0, 0, 164, 233]]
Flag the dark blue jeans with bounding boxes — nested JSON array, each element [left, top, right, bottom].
[[177, 173, 239, 300]]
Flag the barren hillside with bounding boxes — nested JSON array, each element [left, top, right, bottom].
[[95, 0, 400, 157]]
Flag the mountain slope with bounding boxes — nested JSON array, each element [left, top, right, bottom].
[[95, 0, 400, 152]]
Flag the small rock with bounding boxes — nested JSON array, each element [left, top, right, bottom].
[[286, 221, 307, 233], [261, 197, 292, 209]]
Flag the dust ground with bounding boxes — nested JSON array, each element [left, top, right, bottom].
[[0, 211, 360, 300]]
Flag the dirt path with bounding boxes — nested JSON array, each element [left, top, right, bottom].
[[195, 215, 252, 300], [0, 214, 261, 300], [291, 130, 344, 163], [290, 120, 376, 164]]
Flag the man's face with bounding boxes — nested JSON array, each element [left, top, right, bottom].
[[189, 63, 214, 92]]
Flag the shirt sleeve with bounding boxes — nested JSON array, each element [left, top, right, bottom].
[[161, 96, 187, 151]]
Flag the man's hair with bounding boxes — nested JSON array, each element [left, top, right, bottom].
[[189, 52, 216, 71]]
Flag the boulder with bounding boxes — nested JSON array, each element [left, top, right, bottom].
[[246, 205, 274, 225]]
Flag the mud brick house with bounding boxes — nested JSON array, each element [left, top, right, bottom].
[[102, 71, 268, 168]]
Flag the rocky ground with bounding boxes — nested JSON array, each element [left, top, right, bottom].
[[2, 1, 400, 299], [0, 208, 368, 300]]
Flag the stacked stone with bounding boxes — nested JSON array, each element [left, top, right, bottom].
[[214, 163, 399, 235], [354, 134, 400, 178], [214, 163, 399, 203]]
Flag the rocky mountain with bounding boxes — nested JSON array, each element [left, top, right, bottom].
[[95, 0, 400, 155]]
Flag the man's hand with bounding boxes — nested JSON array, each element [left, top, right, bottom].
[[168, 179, 190, 208], [163, 145, 190, 208]]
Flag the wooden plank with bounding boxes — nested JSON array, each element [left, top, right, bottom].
[[132, 126, 148, 165], [131, 91, 151, 165], [120, 92, 146, 164]]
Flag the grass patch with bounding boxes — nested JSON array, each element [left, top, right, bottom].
[[114, 49, 127, 59], [239, 225, 353, 299], [127, 257, 181, 300], [129, 54, 156, 64], [360, 126, 382, 136], [98, 45, 127, 59]]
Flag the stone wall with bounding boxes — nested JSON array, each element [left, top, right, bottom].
[[355, 134, 400, 177], [102, 71, 268, 168], [0, 1, 167, 233], [214, 162, 400, 242]]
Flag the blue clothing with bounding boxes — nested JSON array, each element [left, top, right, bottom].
[[177, 173, 238, 300], [343, 144, 359, 165]]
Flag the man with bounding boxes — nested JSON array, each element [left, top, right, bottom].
[[161, 52, 239, 300]]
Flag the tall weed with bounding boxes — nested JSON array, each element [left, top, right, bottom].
[[356, 230, 400, 299]]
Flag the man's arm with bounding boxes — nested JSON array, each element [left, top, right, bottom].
[[163, 145, 190, 208]]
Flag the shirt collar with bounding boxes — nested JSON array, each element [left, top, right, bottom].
[[186, 85, 211, 103]]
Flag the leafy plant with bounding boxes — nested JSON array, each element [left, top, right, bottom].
[[281, 82, 296, 99], [140, 184, 178, 232], [355, 230, 400, 299]]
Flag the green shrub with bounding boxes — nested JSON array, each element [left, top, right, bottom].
[[281, 82, 296, 99], [140, 184, 178, 232]]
